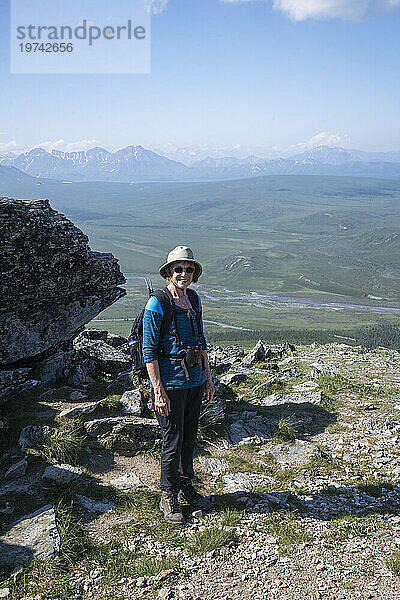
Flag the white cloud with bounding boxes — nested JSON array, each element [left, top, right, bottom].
[[288, 131, 350, 153], [221, 0, 400, 19], [32, 139, 102, 153], [379, 0, 400, 8], [145, 0, 168, 14], [273, 0, 369, 20], [0, 139, 26, 154], [1, 138, 106, 155]]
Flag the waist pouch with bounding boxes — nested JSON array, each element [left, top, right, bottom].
[[184, 345, 203, 368], [159, 345, 202, 380]]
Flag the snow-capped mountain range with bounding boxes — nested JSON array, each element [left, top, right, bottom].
[[0, 145, 189, 182], [1, 144, 400, 183]]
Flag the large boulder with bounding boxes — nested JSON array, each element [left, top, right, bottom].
[[0, 197, 126, 366], [30, 350, 76, 385], [0, 505, 60, 568]]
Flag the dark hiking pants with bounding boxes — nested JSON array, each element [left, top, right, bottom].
[[153, 384, 205, 493]]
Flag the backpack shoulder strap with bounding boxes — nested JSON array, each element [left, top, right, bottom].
[[186, 288, 200, 313], [151, 288, 175, 340], [186, 288, 203, 337]]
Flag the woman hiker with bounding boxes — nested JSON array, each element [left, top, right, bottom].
[[142, 246, 215, 525]]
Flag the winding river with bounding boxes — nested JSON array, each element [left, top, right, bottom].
[[126, 276, 400, 316]]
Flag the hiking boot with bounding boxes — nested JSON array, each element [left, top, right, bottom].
[[179, 483, 211, 510], [159, 491, 185, 525]]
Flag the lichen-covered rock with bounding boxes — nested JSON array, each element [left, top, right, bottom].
[[225, 411, 274, 446], [110, 472, 148, 490], [268, 440, 322, 467], [84, 416, 160, 451], [0, 197, 125, 366], [222, 472, 276, 494], [19, 425, 56, 451], [121, 389, 145, 416], [59, 401, 101, 419], [42, 464, 82, 484], [0, 505, 60, 568], [0, 369, 32, 402], [30, 351, 75, 385], [198, 457, 229, 476], [309, 362, 340, 378], [207, 344, 244, 369], [77, 329, 109, 342], [66, 359, 96, 386], [106, 332, 128, 348], [75, 495, 115, 514], [219, 373, 248, 386], [73, 336, 131, 374], [260, 391, 322, 406]]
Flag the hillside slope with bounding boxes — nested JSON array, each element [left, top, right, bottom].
[[1, 338, 400, 599]]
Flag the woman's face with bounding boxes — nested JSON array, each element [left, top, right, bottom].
[[169, 261, 194, 292]]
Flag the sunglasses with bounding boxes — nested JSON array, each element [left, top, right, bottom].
[[173, 266, 195, 274]]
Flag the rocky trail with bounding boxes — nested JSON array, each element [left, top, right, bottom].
[[2, 336, 400, 600]]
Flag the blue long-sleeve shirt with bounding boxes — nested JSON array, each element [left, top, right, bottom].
[[142, 291, 207, 390]]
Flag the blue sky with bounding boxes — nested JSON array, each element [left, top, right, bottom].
[[1, 0, 400, 158]]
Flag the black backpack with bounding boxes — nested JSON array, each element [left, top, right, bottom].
[[128, 278, 203, 372]]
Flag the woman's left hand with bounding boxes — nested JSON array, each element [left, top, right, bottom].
[[204, 378, 215, 404]]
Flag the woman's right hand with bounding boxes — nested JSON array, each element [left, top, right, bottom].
[[154, 388, 170, 416]]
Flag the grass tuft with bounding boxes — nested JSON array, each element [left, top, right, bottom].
[[219, 508, 243, 527], [135, 556, 178, 577], [357, 477, 394, 498], [385, 550, 400, 576], [272, 418, 297, 442], [197, 403, 225, 442], [262, 510, 311, 555], [2, 561, 76, 600], [324, 513, 390, 545], [184, 526, 237, 555], [225, 451, 267, 475], [55, 503, 92, 562], [99, 394, 123, 412], [36, 418, 86, 465]]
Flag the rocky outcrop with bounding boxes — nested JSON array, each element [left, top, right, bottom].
[[241, 340, 295, 367], [0, 197, 125, 367], [73, 335, 131, 374]]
